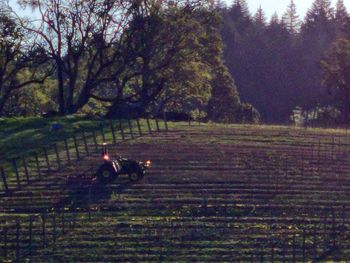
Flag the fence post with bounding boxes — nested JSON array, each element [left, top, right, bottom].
[[282, 241, 286, 263], [136, 119, 143, 136], [64, 139, 71, 166], [110, 121, 117, 144], [260, 252, 264, 263], [92, 130, 98, 152], [43, 147, 51, 172], [3, 227, 7, 258], [53, 212, 57, 244], [12, 159, 21, 189], [100, 123, 106, 142], [1, 167, 9, 194], [15, 221, 20, 263], [292, 233, 296, 263], [34, 152, 42, 180], [73, 135, 80, 161], [127, 118, 135, 139], [42, 213, 46, 248], [302, 229, 306, 263], [313, 225, 317, 259], [29, 216, 33, 258], [163, 111, 168, 131], [146, 115, 152, 135], [323, 210, 328, 253], [73, 206, 77, 228], [318, 139, 321, 172], [54, 144, 61, 170], [82, 130, 89, 156], [22, 157, 30, 183], [119, 119, 125, 140], [331, 208, 336, 249], [155, 118, 160, 132], [61, 208, 65, 234]]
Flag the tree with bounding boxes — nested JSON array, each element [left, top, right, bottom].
[[233, 0, 250, 18], [16, 0, 137, 115], [254, 6, 266, 28], [282, 0, 300, 34], [0, 4, 49, 116], [207, 65, 241, 122], [94, 1, 214, 118], [335, 0, 349, 36], [321, 39, 350, 122], [304, 0, 334, 24]]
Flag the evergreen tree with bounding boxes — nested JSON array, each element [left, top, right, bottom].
[[270, 12, 280, 26], [321, 39, 350, 122], [305, 0, 334, 24], [233, 0, 250, 17], [254, 6, 266, 28], [282, 0, 300, 34], [335, 0, 349, 35], [226, 0, 252, 34], [207, 65, 241, 123]]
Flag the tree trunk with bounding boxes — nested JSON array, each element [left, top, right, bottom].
[[0, 91, 10, 117], [57, 61, 65, 115], [0, 97, 7, 117]]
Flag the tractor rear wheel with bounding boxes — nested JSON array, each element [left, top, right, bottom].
[[96, 163, 117, 184]]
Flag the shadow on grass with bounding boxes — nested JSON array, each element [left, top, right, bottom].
[[56, 177, 135, 210]]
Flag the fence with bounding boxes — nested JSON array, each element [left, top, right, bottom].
[[0, 116, 168, 197], [2, 119, 350, 261], [0, 116, 169, 262]]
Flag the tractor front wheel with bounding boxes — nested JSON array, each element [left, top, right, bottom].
[[128, 171, 143, 182]]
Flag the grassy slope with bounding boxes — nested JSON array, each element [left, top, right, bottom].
[[1, 120, 350, 261], [0, 116, 160, 161], [1, 116, 347, 160]]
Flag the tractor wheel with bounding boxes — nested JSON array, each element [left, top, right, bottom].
[[96, 163, 117, 184], [128, 170, 143, 182]]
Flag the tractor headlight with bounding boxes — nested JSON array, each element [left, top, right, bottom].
[[145, 160, 152, 167]]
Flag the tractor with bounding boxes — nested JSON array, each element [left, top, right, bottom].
[[96, 143, 151, 184]]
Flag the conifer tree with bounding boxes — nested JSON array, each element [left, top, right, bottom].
[[335, 0, 349, 31], [270, 12, 279, 26], [305, 0, 334, 23], [233, 0, 250, 17], [254, 6, 266, 28], [207, 65, 241, 123], [282, 0, 300, 34]]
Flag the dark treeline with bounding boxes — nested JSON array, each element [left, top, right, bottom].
[[220, 0, 350, 123]]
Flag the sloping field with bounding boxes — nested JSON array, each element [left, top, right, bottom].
[[2, 123, 350, 262]]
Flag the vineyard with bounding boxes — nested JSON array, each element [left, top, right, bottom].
[[1, 121, 350, 262]]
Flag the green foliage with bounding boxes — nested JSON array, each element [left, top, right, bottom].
[[207, 66, 240, 122], [207, 65, 259, 124], [2, 0, 255, 123], [321, 39, 350, 122]]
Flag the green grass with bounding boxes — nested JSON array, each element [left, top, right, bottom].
[[0, 116, 165, 161], [0, 116, 101, 159], [1, 116, 346, 162]]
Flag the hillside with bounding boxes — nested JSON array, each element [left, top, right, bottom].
[[1, 122, 350, 261]]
